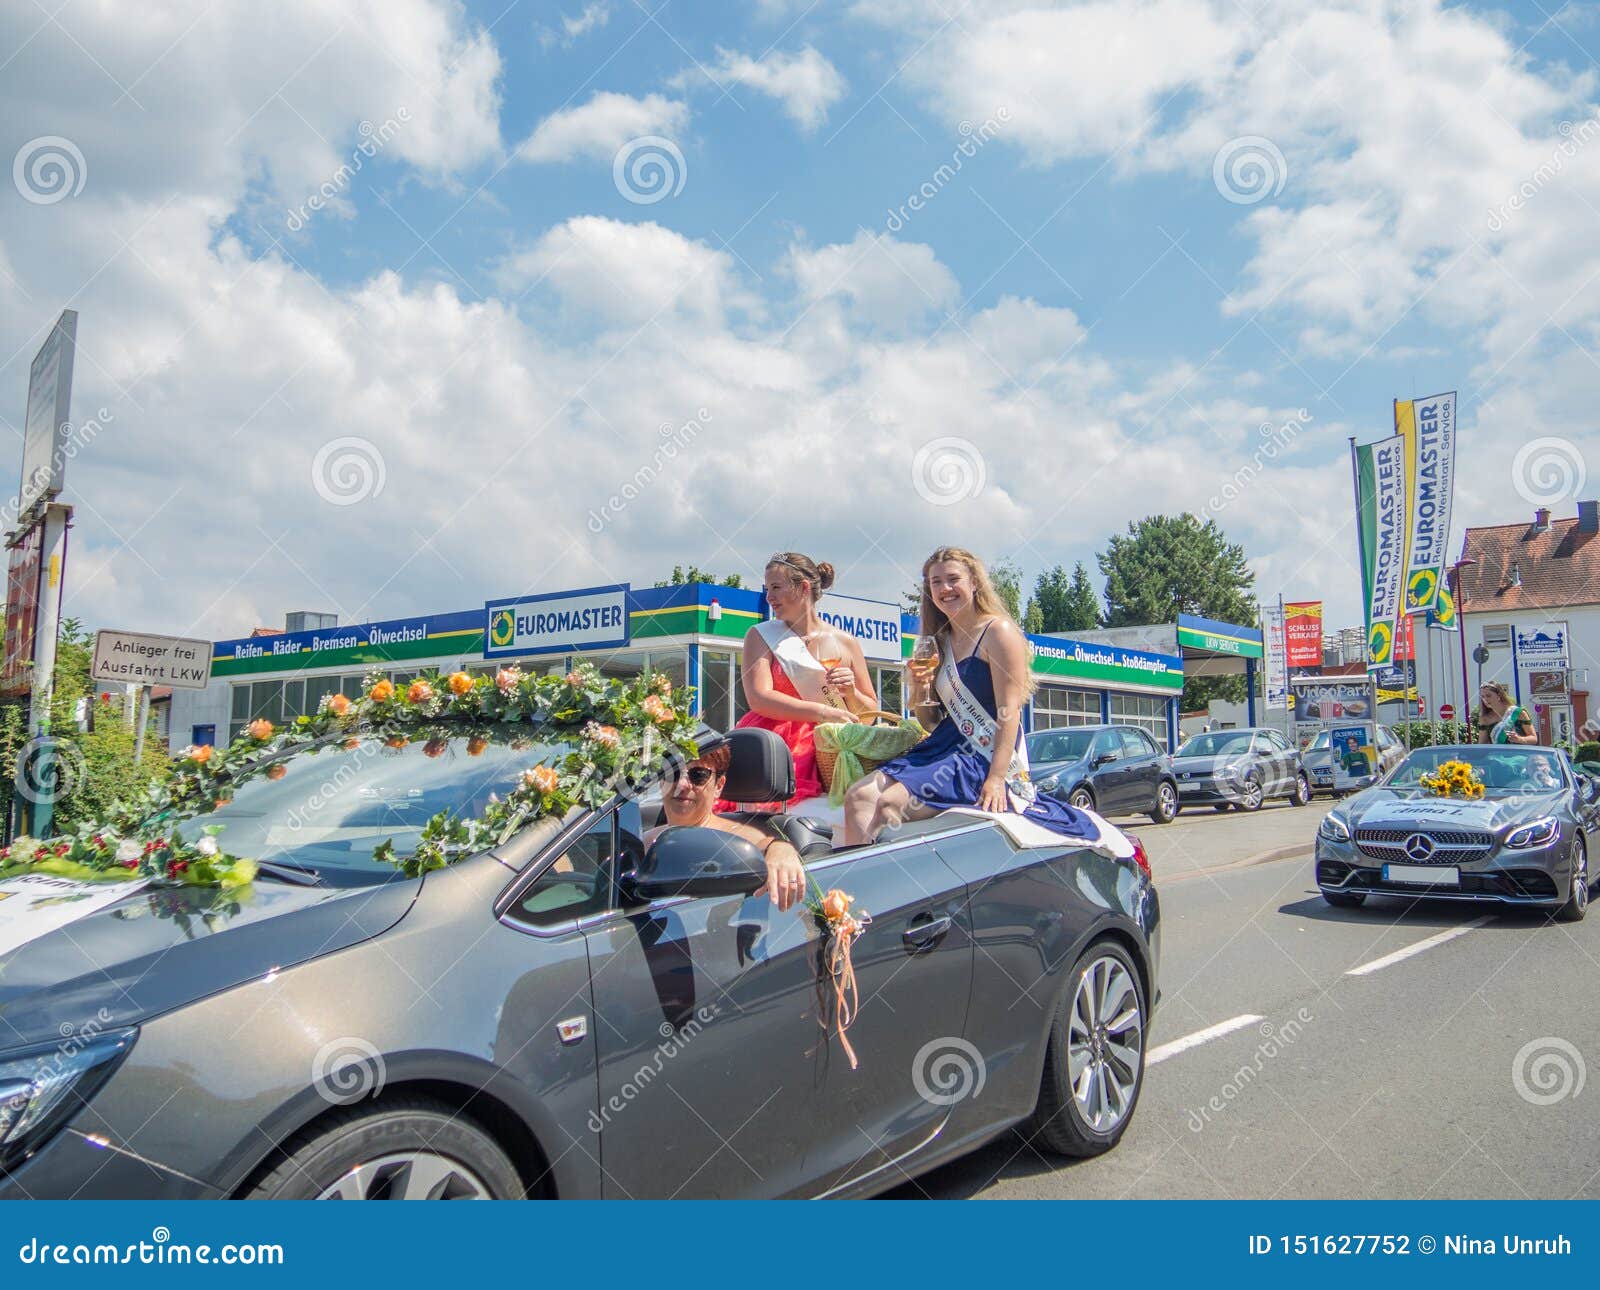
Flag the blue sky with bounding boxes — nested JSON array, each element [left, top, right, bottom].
[[2, 0, 1597, 639]]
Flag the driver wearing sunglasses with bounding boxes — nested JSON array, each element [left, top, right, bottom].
[[651, 742, 808, 912]]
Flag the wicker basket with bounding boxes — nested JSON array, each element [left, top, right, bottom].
[[814, 710, 922, 793]]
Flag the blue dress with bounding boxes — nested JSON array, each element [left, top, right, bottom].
[[879, 649, 1100, 841]]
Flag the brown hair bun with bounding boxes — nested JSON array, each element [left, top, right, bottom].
[[815, 562, 836, 591]]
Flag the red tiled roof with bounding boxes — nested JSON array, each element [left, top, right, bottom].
[[248, 627, 282, 637], [1458, 514, 1600, 614]]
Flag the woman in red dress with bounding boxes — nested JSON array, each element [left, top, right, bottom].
[[714, 552, 878, 811]]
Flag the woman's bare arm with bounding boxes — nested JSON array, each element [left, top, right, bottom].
[[740, 628, 843, 725], [979, 619, 1030, 813]]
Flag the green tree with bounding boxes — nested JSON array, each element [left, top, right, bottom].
[[1030, 566, 1072, 632], [1022, 598, 1044, 634], [1061, 562, 1103, 631], [655, 565, 743, 589], [990, 558, 1023, 621], [1098, 515, 1257, 709]]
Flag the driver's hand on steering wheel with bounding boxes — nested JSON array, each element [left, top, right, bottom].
[[756, 842, 806, 913]]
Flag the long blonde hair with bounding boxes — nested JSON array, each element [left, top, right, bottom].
[[918, 546, 1035, 695]]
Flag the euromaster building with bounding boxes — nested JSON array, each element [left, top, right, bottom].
[[169, 582, 1262, 754]]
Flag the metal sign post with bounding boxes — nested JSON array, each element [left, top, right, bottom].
[[131, 684, 150, 765], [22, 502, 71, 838]]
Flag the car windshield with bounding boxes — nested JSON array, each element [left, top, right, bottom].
[[1308, 732, 1330, 750], [1178, 732, 1253, 757], [1026, 729, 1096, 763], [161, 726, 574, 882], [1388, 747, 1567, 796]]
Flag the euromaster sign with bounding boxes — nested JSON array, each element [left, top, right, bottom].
[[816, 593, 902, 662], [1397, 390, 1457, 613], [1354, 434, 1407, 668], [484, 584, 630, 659]]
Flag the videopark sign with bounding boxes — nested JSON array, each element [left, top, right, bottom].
[[91, 630, 212, 689], [483, 584, 631, 659]]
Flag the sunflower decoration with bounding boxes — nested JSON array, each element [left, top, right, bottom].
[[1418, 758, 1485, 800]]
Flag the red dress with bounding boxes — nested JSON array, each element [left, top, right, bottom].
[[714, 659, 825, 812]]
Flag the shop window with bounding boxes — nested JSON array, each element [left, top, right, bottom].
[[874, 665, 903, 716], [1482, 624, 1511, 649], [701, 650, 735, 731], [1033, 685, 1100, 730], [1109, 693, 1168, 742]]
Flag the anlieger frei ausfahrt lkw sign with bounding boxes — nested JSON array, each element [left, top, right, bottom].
[[91, 630, 213, 689]]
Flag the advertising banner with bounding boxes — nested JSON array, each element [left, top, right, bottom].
[[1426, 580, 1458, 631], [1284, 601, 1323, 668], [1393, 611, 1416, 662], [1329, 723, 1379, 789], [1263, 605, 1287, 708], [1290, 676, 1377, 750], [483, 584, 630, 659], [1397, 391, 1457, 614], [1354, 436, 1408, 669], [816, 593, 902, 663], [19, 309, 77, 518], [1, 525, 43, 698], [1514, 622, 1569, 673]]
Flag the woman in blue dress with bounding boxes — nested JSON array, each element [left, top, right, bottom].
[[840, 546, 1098, 846]]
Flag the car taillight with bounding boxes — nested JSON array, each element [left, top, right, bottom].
[[1128, 835, 1151, 880]]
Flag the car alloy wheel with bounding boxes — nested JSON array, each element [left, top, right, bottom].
[[318, 1152, 494, 1200], [1070, 787, 1095, 812], [1151, 782, 1177, 824], [1240, 775, 1264, 812], [1558, 840, 1588, 923], [1290, 774, 1310, 806], [1068, 953, 1143, 1134]]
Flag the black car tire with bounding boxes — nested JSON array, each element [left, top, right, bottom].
[[1212, 803, 1232, 813], [1239, 774, 1264, 812], [1023, 940, 1147, 1158], [1149, 781, 1178, 825], [1289, 774, 1310, 806], [1069, 786, 1096, 812], [1322, 890, 1366, 908], [247, 1096, 524, 1200], [1556, 839, 1588, 924]]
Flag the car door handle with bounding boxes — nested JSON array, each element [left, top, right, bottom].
[[903, 914, 953, 950]]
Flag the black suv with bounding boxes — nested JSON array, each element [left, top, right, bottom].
[[1027, 724, 1179, 824]]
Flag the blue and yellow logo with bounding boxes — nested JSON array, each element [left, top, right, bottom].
[[488, 608, 516, 649], [1405, 568, 1438, 611], [1368, 620, 1393, 661], [1429, 584, 1457, 629]]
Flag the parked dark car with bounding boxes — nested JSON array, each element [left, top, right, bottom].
[[1315, 744, 1600, 919], [1027, 724, 1178, 824], [1172, 726, 1309, 812], [0, 725, 1160, 1200]]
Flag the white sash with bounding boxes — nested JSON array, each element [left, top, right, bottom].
[[935, 632, 1035, 807], [754, 618, 835, 708]]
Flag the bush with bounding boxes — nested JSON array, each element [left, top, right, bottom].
[[1576, 741, 1600, 766]]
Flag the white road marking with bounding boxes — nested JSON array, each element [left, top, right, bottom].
[[1344, 916, 1494, 977], [1147, 1014, 1264, 1066]]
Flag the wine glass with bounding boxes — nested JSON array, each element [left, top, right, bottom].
[[908, 635, 939, 703], [815, 631, 847, 708]]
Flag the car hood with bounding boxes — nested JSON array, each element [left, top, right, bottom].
[[1172, 754, 1246, 775], [0, 874, 421, 1050], [1033, 756, 1089, 780], [1342, 787, 1566, 832]]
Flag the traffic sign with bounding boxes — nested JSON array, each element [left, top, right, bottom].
[[91, 630, 212, 689], [1439, 703, 1455, 721]]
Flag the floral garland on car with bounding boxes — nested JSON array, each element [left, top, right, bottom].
[[0, 664, 699, 887], [1417, 758, 1485, 800]]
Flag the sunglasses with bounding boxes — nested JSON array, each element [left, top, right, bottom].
[[668, 766, 718, 787]]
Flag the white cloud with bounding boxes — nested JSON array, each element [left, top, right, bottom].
[[678, 46, 847, 132], [789, 231, 960, 331], [539, 1, 612, 48], [517, 92, 689, 164]]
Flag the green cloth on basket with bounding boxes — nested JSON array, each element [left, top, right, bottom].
[[815, 718, 927, 806]]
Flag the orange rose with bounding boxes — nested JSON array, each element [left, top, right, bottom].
[[369, 679, 395, 702], [327, 693, 351, 716], [214, 797, 232, 807], [407, 680, 433, 704], [187, 744, 213, 765], [525, 765, 560, 795], [342, 737, 361, 751], [448, 671, 474, 696], [385, 735, 409, 749], [821, 889, 851, 921], [424, 738, 448, 758], [466, 736, 488, 757], [265, 764, 288, 781], [565, 671, 585, 687], [247, 718, 274, 740]]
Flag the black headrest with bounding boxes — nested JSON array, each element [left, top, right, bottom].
[[718, 727, 795, 804]]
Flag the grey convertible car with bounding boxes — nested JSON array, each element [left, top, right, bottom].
[[1314, 744, 1600, 920], [0, 725, 1159, 1200]]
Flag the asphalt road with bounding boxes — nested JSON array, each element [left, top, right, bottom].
[[886, 845, 1600, 1199]]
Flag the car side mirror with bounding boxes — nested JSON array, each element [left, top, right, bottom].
[[1581, 776, 1600, 805], [1092, 753, 1115, 767], [630, 827, 767, 900]]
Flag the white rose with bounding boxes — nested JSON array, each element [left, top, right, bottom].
[[195, 836, 219, 857], [115, 839, 140, 863]]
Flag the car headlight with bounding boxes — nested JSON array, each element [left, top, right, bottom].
[[1318, 814, 1351, 843], [0, 1028, 136, 1171], [1506, 817, 1559, 849], [1037, 774, 1059, 792]]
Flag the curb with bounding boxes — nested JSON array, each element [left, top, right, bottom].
[[1159, 843, 1312, 885]]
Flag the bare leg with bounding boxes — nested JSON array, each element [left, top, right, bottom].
[[842, 773, 935, 846]]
